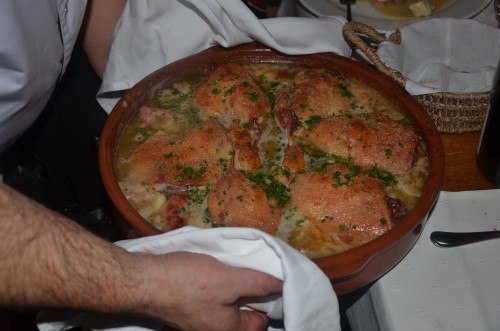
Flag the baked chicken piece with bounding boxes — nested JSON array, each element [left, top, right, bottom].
[[126, 119, 232, 187], [274, 68, 352, 130], [207, 169, 281, 235], [193, 63, 270, 125], [295, 114, 420, 175], [289, 164, 393, 246]]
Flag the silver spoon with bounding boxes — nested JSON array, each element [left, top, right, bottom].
[[430, 230, 500, 248]]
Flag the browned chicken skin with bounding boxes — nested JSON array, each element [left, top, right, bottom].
[[207, 170, 280, 235], [163, 194, 189, 231], [274, 68, 351, 126], [228, 124, 261, 172], [290, 164, 392, 245], [127, 119, 233, 187], [282, 145, 305, 173], [193, 63, 270, 124], [296, 114, 420, 175]]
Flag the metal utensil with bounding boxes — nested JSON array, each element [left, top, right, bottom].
[[339, 0, 355, 22], [430, 230, 500, 247]]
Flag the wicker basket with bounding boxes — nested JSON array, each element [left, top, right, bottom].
[[343, 21, 491, 133]]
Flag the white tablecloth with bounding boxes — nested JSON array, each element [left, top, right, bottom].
[[347, 190, 500, 331]]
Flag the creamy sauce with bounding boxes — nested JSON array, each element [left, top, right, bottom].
[[359, 0, 453, 19], [115, 63, 428, 258]]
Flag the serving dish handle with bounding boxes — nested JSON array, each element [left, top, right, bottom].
[[342, 21, 405, 87], [342, 21, 490, 133]]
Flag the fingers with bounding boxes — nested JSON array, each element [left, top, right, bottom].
[[238, 310, 269, 331], [146, 252, 282, 331], [229, 267, 283, 299]]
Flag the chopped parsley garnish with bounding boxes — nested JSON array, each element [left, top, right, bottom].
[[304, 115, 322, 128], [187, 187, 209, 205], [338, 83, 354, 99], [332, 166, 360, 187], [256, 75, 277, 106], [299, 143, 331, 172], [203, 208, 211, 224], [364, 168, 397, 187], [338, 225, 349, 232], [338, 224, 357, 232], [244, 91, 258, 101], [224, 86, 234, 96], [244, 171, 291, 208], [135, 129, 152, 142], [217, 158, 229, 172], [156, 85, 192, 109], [265, 91, 276, 109], [175, 161, 207, 182], [295, 220, 305, 227]]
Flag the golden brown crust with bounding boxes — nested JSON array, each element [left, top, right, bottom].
[[290, 164, 391, 245], [282, 145, 305, 173], [296, 114, 421, 175], [274, 68, 351, 124], [193, 64, 270, 124], [207, 170, 280, 235], [229, 125, 261, 172], [127, 120, 233, 187]]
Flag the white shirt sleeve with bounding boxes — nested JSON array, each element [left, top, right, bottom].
[[0, 0, 86, 154]]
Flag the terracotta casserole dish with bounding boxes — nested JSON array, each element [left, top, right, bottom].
[[99, 43, 444, 295]]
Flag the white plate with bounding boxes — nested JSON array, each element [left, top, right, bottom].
[[297, 0, 493, 31]]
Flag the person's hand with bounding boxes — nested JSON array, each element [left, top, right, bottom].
[[0, 183, 279, 330], [132, 251, 283, 331]]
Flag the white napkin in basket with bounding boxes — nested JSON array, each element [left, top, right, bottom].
[[37, 226, 340, 331], [97, 0, 350, 113], [377, 18, 500, 95]]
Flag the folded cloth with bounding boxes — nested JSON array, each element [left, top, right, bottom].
[[97, 0, 350, 113], [347, 190, 500, 331], [37, 226, 340, 331], [376, 18, 500, 95]]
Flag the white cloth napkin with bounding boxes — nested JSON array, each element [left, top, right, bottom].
[[37, 226, 340, 331], [376, 18, 500, 95], [97, 0, 350, 113], [347, 190, 500, 331]]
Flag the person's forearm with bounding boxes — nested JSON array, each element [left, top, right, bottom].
[[0, 183, 282, 330], [81, 0, 126, 78], [0, 183, 147, 314]]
